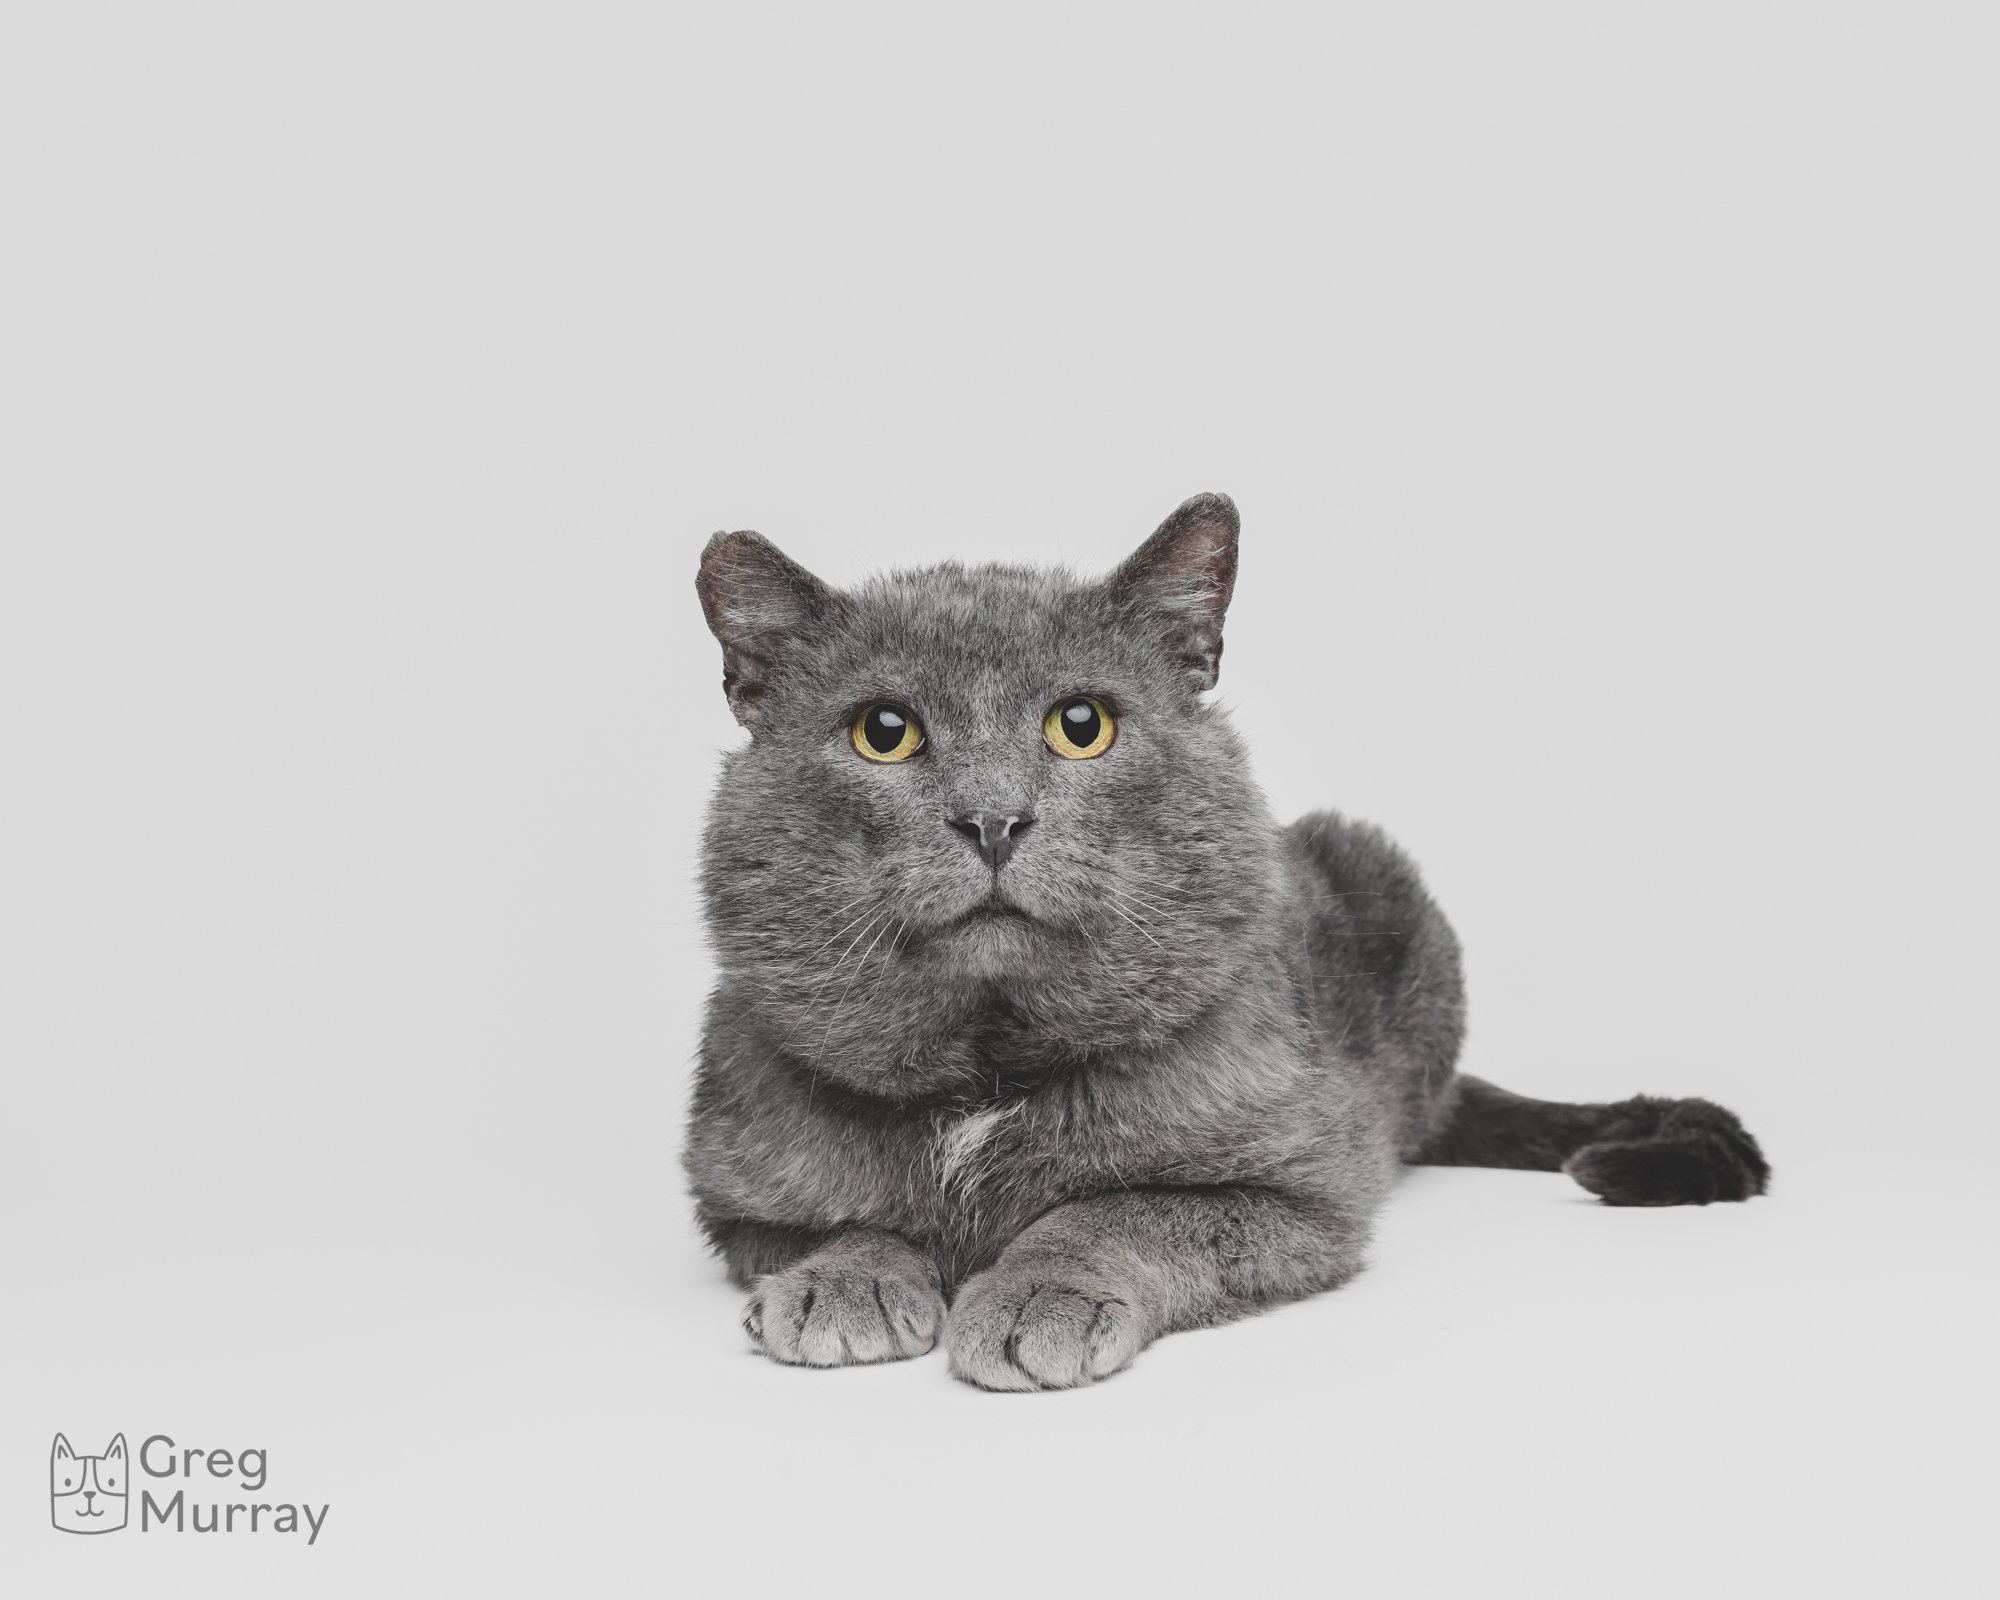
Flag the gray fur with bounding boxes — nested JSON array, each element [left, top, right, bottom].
[[685, 493, 1766, 1390]]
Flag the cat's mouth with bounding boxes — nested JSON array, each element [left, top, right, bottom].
[[947, 889, 1039, 931], [958, 900, 1032, 925]]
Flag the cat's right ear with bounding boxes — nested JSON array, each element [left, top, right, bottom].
[[52, 1434, 75, 1461], [696, 531, 841, 727]]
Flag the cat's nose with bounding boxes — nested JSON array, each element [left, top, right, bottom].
[[946, 810, 1035, 871], [84, 1491, 95, 1502]]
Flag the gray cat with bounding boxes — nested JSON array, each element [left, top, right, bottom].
[[685, 494, 1767, 1390]]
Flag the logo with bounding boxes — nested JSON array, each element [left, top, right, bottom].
[[48, 1431, 330, 1544], [51, 1433, 128, 1534]]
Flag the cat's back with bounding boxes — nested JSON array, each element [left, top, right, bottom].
[[1284, 810, 1466, 1155]]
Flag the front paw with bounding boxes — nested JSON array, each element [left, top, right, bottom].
[[945, 1262, 1147, 1391], [745, 1256, 945, 1367]]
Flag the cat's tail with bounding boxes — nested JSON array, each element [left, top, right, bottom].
[[1413, 1076, 1769, 1205]]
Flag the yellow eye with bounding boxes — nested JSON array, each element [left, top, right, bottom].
[[1043, 696, 1115, 759], [851, 703, 924, 763]]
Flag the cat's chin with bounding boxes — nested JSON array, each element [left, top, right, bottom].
[[937, 900, 1043, 973]]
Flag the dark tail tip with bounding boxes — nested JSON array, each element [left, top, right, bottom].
[[1563, 1099, 1770, 1206]]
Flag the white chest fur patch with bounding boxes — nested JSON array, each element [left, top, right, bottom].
[[932, 1101, 1026, 1193]]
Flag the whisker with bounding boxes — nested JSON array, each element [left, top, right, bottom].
[[1099, 897, 1167, 951], [798, 900, 888, 962], [1098, 886, 1171, 926], [1099, 877, 1188, 919], [1104, 882, 1185, 920], [1078, 863, 1200, 903], [783, 906, 891, 1051], [814, 913, 900, 1064], [788, 889, 880, 943]]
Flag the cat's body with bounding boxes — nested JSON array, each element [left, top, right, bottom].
[[685, 495, 1767, 1389], [690, 811, 1450, 1294]]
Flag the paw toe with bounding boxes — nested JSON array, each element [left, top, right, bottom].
[[746, 1265, 944, 1366], [946, 1275, 1143, 1391]]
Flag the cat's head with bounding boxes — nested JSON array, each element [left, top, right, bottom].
[[50, 1433, 129, 1534], [696, 494, 1282, 1098]]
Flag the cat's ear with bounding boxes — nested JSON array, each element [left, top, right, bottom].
[[696, 530, 841, 727], [53, 1434, 76, 1461], [1108, 492, 1240, 691], [103, 1434, 127, 1461]]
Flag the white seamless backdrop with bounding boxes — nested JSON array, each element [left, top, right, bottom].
[[2, 5, 1993, 1597]]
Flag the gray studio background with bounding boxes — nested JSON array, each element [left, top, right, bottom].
[[3, 5, 1992, 1596]]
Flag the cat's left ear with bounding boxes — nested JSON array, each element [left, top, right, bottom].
[[103, 1434, 127, 1461], [696, 530, 842, 727], [1109, 492, 1240, 691]]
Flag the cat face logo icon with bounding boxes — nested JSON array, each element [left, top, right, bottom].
[[52, 1433, 128, 1533]]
